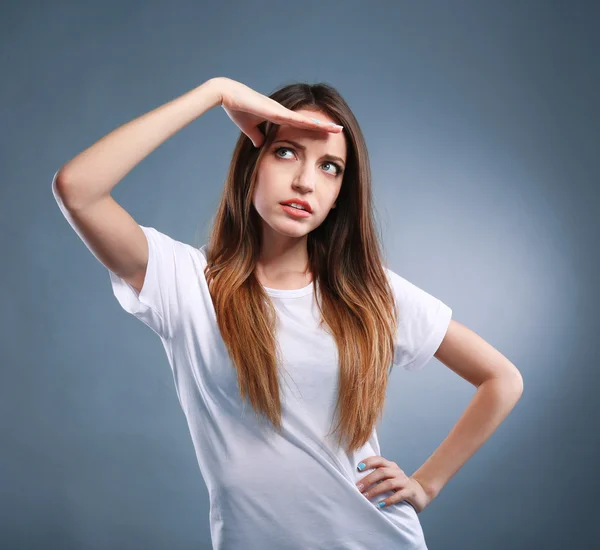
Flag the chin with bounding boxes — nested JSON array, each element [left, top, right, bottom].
[[275, 225, 311, 238], [265, 218, 312, 237]]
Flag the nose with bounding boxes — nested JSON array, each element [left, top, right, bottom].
[[292, 165, 317, 193]]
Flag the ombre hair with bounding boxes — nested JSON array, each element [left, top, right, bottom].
[[202, 81, 399, 454]]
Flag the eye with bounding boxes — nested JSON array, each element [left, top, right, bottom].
[[274, 147, 343, 177]]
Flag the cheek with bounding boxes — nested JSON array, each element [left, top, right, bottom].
[[254, 169, 279, 200], [252, 180, 273, 214]]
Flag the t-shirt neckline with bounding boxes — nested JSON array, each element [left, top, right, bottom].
[[199, 245, 314, 298], [262, 280, 314, 298]]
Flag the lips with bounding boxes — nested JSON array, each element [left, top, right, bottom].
[[281, 203, 312, 218], [280, 199, 313, 213]]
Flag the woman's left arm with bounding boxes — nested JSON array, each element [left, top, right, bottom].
[[411, 319, 524, 500]]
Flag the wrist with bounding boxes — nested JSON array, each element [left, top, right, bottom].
[[411, 474, 442, 501], [206, 77, 229, 107]]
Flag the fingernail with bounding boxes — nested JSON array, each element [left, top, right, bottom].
[[312, 118, 321, 124], [378, 501, 386, 508], [357, 462, 366, 471], [357, 483, 364, 491]]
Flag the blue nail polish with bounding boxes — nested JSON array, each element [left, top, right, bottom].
[[357, 462, 366, 471], [378, 501, 386, 508]]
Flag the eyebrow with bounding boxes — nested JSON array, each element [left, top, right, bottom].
[[272, 139, 346, 167]]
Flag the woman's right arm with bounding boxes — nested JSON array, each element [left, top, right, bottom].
[[52, 78, 224, 294], [53, 77, 224, 209]]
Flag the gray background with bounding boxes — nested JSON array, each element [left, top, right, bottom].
[[2, 0, 598, 548]]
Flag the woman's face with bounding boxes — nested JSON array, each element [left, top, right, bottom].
[[252, 109, 347, 240]]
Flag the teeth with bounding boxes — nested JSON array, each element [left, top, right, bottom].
[[287, 203, 306, 211]]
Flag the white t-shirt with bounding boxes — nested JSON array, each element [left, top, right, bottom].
[[108, 226, 452, 550]]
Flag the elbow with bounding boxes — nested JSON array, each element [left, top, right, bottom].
[[52, 169, 78, 214], [503, 366, 524, 401], [487, 364, 524, 401], [511, 365, 524, 395], [52, 169, 82, 211], [52, 169, 70, 197]]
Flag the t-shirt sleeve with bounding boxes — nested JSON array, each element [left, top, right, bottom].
[[107, 225, 185, 340], [387, 268, 453, 372]]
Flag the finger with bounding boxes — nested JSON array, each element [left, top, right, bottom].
[[360, 478, 390, 499], [380, 490, 417, 512], [357, 456, 397, 471], [308, 118, 344, 132], [244, 130, 262, 148], [356, 458, 384, 490], [287, 112, 343, 132], [357, 456, 393, 475]]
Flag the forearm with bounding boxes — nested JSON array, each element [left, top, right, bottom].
[[54, 77, 224, 210], [411, 375, 523, 500]]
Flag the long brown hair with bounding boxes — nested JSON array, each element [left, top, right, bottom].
[[202, 80, 399, 454]]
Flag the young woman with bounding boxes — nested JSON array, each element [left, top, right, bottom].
[[52, 76, 523, 549]]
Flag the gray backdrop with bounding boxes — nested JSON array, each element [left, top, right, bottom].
[[2, 0, 598, 548]]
